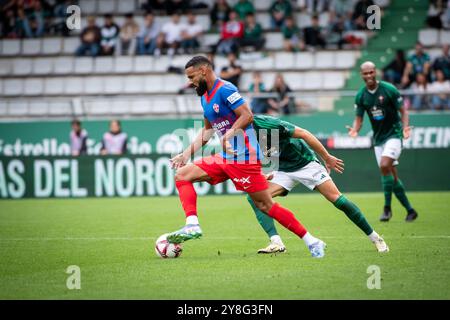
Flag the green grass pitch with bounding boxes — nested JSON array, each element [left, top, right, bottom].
[[0, 192, 449, 299]]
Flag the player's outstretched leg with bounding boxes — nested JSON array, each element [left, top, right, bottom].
[[249, 190, 326, 258], [316, 180, 389, 253], [166, 164, 209, 244], [246, 195, 286, 254]]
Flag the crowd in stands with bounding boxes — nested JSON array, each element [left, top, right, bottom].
[[425, 0, 450, 29]]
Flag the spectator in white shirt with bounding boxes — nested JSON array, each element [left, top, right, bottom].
[[101, 14, 120, 56], [410, 73, 430, 111], [180, 11, 203, 54], [137, 12, 162, 55], [429, 70, 450, 110], [101, 120, 128, 155], [119, 13, 140, 56], [159, 12, 186, 56]]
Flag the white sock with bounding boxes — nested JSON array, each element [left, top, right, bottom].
[[186, 215, 199, 225], [270, 235, 283, 245], [302, 232, 318, 247], [368, 231, 380, 242]]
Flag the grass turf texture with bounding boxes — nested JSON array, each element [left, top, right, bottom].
[[0, 192, 449, 299]]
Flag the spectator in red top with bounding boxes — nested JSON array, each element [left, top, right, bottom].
[[215, 10, 244, 55]]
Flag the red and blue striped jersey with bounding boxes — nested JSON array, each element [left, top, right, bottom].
[[201, 79, 261, 162]]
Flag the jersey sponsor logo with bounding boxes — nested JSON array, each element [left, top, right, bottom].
[[233, 176, 251, 185], [370, 106, 384, 121], [213, 103, 220, 113], [227, 92, 242, 104], [212, 119, 230, 131]]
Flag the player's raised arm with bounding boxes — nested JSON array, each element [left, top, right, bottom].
[[170, 117, 214, 169], [292, 127, 344, 174], [346, 116, 363, 137]]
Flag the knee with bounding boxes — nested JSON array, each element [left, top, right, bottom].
[[380, 163, 391, 175], [175, 170, 189, 182], [254, 200, 272, 214]]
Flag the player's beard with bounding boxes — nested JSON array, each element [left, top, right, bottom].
[[195, 79, 208, 96]]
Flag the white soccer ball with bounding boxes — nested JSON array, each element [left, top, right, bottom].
[[155, 233, 182, 259]]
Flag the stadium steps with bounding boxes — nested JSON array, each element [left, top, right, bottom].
[[333, 0, 429, 114]]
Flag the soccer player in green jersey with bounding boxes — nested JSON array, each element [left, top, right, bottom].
[[347, 61, 418, 222], [248, 114, 389, 254]]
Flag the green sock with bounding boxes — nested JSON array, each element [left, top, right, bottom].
[[247, 195, 279, 238], [393, 179, 413, 211], [334, 194, 374, 236], [381, 175, 394, 207]]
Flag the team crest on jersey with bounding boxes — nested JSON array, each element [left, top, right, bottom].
[[378, 95, 384, 103], [213, 103, 220, 113]]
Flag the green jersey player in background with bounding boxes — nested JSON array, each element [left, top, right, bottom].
[[347, 61, 418, 222], [248, 114, 389, 254]]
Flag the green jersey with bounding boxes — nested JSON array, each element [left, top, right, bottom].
[[355, 81, 403, 146], [253, 115, 318, 172]]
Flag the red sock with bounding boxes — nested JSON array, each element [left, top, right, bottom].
[[268, 203, 307, 238], [175, 180, 197, 217]]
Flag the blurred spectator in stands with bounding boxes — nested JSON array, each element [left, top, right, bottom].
[[216, 10, 244, 55], [142, 0, 166, 13], [167, 0, 190, 14], [410, 73, 430, 111], [270, 0, 293, 30], [240, 12, 265, 52], [298, 0, 329, 14], [401, 42, 431, 88], [282, 15, 304, 52], [445, 0, 450, 29], [329, 0, 354, 18], [137, 12, 161, 55], [382, 49, 407, 87], [432, 44, 450, 80], [70, 119, 88, 156], [249, 71, 269, 114], [100, 14, 119, 56], [180, 11, 203, 54], [21, 0, 46, 38], [326, 12, 352, 49], [75, 16, 101, 57], [118, 13, 139, 56], [351, 0, 374, 30], [1, 8, 22, 38], [303, 14, 326, 49], [267, 74, 294, 115], [429, 69, 450, 109], [220, 52, 243, 88], [210, 0, 232, 31], [50, 0, 70, 36], [100, 120, 127, 155], [426, 0, 445, 29], [143, 0, 189, 14], [233, 0, 255, 20], [159, 11, 186, 56]]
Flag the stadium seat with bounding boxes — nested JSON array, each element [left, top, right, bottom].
[[131, 100, 153, 115], [440, 30, 450, 45], [12, 59, 33, 76], [0, 100, 7, 115], [274, 52, 295, 70], [264, 33, 284, 50], [255, 13, 271, 30], [123, 76, 145, 93], [114, 56, 134, 73], [85, 100, 110, 115], [74, 57, 94, 74], [8, 101, 29, 116], [335, 51, 358, 69], [239, 72, 253, 91], [4, 79, 24, 96], [79, 0, 97, 14], [83, 77, 104, 94], [254, 0, 272, 10], [315, 51, 335, 69], [117, 0, 136, 13], [152, 98, 176, 114], [161, 75, 185, 93], [28, 101, 49, 115], [283, 72, 303, 91], [62, 37, 80, 54], [1, 39, 21, 56], [42, 38, 62, 55], [64, 77, 85, 94], [322, 72, 346, 90], [419, 29, 439, 47], [33, 58, 53, 75], [262, 72, 276, 88], [297, 13, 312, 29], [203, 33, 220, 48], [47, 100, 73, 116], [133, 56, 154, 73], [103, 76, 123, 94], [152, 56, 171, 72], [253, 55, 274, 70], [98, 0, 116, 13], [22, 39, 42, 55], [110, 100, 131, 115], [44, 78, 65, 95], [94, 57, 114, 73], [53, 57, 75, 74], [301, 72, 322, 90], [295, 52, 314, 69], [23, 78, 45, 96], [143, 76, 163, 93], [0, 59, 12, 76]]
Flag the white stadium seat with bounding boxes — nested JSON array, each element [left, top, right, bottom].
[[253, 55, 274, 70], [48, 100, 73, 116], [123, 76, 145, 93], [33, 58, 53, 75], [274, 52, 295, 70], [64, 77, 84, 94], [117, 0, 136, 13], [0, 100, 8, 115], [94, 57, 114, 73], [418, 29, 439, 47], [0, 59, 12, 76], [110, 100, 130, 115], [152, 98, 176, 114], [322, 72, 346, 90], [256, 13, 271, 30], [22, 39, 42, 55], [86, 100, 110, 115], [264, 33, 284, 50], [133, 56, 154, 73], [24, 78, 45, 96], [4, 79, 24, 96], [83, 77, 104, 94], [301, 72, 322, 90], [335, 51, 358, 69], [53, 57, 74, 74], [161, 75, 185, 93], [103, 76, 123, 94], [42, 38, 62, 55], [440, 30, 450, 45], [315, 51, 335, 69], [28, 101, 49, 115], [295, 52, 314, 69], [8, 101, 28, 115], [44, 78, 65, 95], [74, 57, 94, 74], [114, 56, 134, 73], [62, 37, 80, 54], [131, 100, 153, 115], [254, 0, 272, 10], [98, 0, 116, 14], [12, 59, 33, 75], [283, 73, 303, 91], [152, 56, 171, 72], [1, 39, 21, 56], [143, 76, 163, 93], [79, 0, 97, 14]]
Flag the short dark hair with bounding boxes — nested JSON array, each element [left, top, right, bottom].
[[185, 56, 212, 69], [71, 119, 81, 126]]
